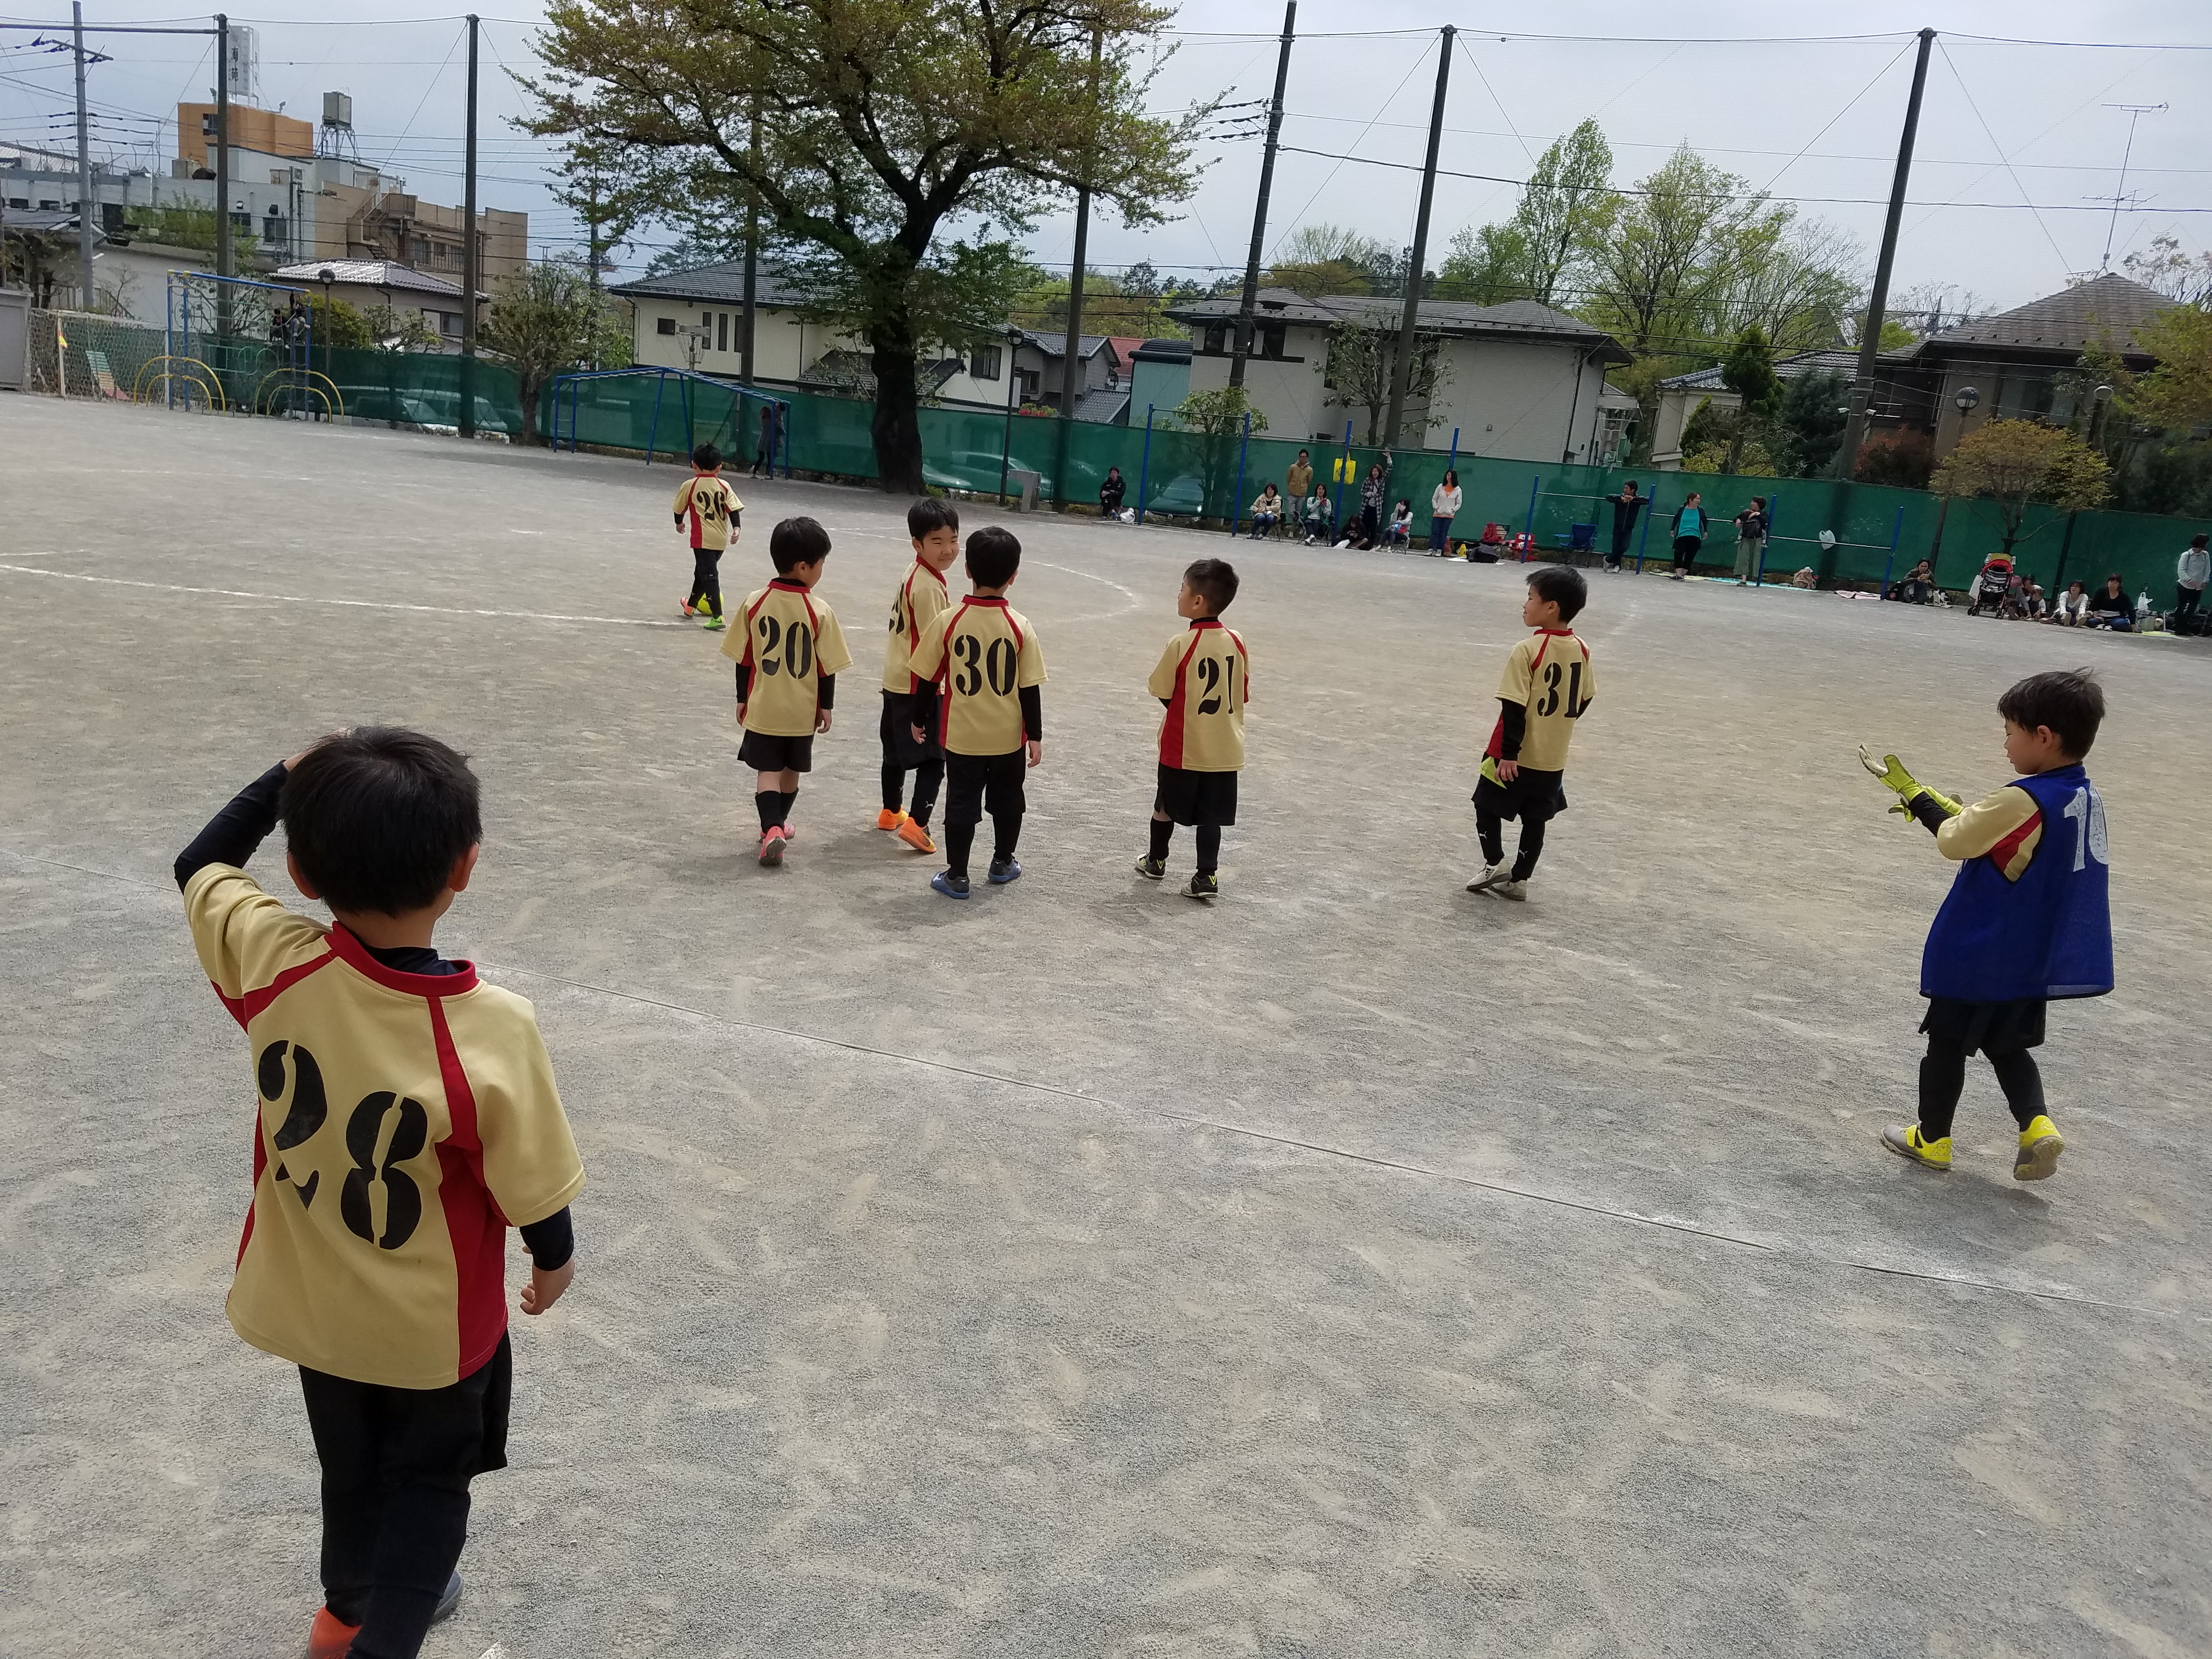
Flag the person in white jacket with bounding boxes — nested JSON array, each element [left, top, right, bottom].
[[2176, 533, 2209, 633], [1428, 470, 1462, 555]]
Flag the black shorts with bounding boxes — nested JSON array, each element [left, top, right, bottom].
[[945, 748, 1027, 821], [1472, 764, 1567, 824], [1155, 763, 1238, 827], [1920, 996, 2046, 1056], [738, 730, 815, 774], [881, 690, 943, 767]]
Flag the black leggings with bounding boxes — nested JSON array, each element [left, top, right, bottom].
[[1918, 1039, 2045, 1141], [1149, 817, 1223, 872], [1672, 535, 1701, 572], [881, 758, 944, 821], [1476, 806, 1546, 880], [687, 549, 723, 617]]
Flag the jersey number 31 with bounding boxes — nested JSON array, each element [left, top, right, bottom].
[[1534, 661, 1588, 718]]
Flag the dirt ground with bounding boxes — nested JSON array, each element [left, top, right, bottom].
[[4, 392, 2210, 1659]]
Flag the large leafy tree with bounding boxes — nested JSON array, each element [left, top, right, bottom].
[[1323, 321, 1446, 445], [2128, 303, 2212, 432], [1437, 120, 1617, 308], [527, 0, 1197, 492], [1772, 369, 1851, 477], [1718, 326, 1780, 475], [1931, 419, 2111, 562]]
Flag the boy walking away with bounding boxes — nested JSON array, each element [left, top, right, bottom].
[[1601, 480, 1649, 571], [1136, 558, 1249, 900], [1669, 492, 1706, 579], [175, 730, 584, 1659], [907, 526, 1045, 899], [673, 443, 741, 630], [1466, 566, 1595, 901], [726, 517, 853, 866], [879, 498, 959, 854], [1862, 670, 2111, 1181]]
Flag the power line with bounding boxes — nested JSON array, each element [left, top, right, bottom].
[[1265, 38, 1433, 266], [1934, 40, 2073, 269]]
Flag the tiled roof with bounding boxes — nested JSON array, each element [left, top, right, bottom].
[[607, 262, 812, 307], [1918, 272, 2172, 356], [1013, 328, 1112, 360], [273, 260, 478, 299], [1074, 387, 1130, 424], [1164, 288, 1630, 359], [1660, 348, 1909, 391]]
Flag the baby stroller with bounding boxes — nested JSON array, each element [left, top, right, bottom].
[[1965, 556, 2015, 617]]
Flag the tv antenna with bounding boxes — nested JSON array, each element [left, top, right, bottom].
[[2091, 103, 2164, 273]]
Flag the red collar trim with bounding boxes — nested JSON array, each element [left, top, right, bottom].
[[329, 924, 479, 996], [964, 594, 1010, 607], [912, 560, 949, 589], [768, 577, 811, 591], [1535, 627, 1576, 637]]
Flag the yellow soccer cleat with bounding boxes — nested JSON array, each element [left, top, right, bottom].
[[2014, 1116, 2064, 1182], [1882, 1123, 1953, 1171]]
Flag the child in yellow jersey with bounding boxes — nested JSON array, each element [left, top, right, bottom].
[[1135, 558, 1249, 900], [1466, 564, 1596, 901], [723, 517, 853, 866], [906, 526, 1046, 899], [672, 442, 742, 630], [878, 497, 960, 855], [173, 729, 584, 1659]]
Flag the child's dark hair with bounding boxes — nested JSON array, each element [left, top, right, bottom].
[[1185, 557, 1239, 615], [281, 729, 482, 917], [1527, 563, 1587, 622], [769, 515, 832, 574], [692, 442, 721, 471], [1998, 668, 2104, 758], [966, 526, 1022, 588], [908, 496, 960, 540]]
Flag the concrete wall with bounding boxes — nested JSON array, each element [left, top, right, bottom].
[[628, 294, 858, 381], [1186, 323, 1330, 440], [1415, 338, 1610, 466]]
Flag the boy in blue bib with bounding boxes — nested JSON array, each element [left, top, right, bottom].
[[1861, 669, 2112, 1181]]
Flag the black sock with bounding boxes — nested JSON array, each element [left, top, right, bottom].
[[945, 821, 975, 878], [910, 759, 943, 825], [755, 791, 778, 833], [881, 761, 905, 814], [1195, 823, 1221, 873], [777, 790, 797, 828], [991, 811, 1022, 864], [1148, 819, 1173, 862]]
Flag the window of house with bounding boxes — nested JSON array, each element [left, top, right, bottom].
[[718, 312, 729, 353], [201, 114, 216, 136], [1260, 321, 1286, 360], [39, 199, 60, 211], [657, 316, 677, 336], [970, 345, 1002, 380], [1203, 324, 1226, 355], [1018, 369, 1041, 400], [8, 198, 27, 210]]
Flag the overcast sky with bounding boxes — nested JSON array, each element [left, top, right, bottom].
[[5, 0, 2207, 316]]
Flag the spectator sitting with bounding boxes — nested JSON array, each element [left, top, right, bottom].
[[1385, 499, 1413, 549], [1099, 466, 1127, 518], [2010, 576, 2045, 620], [1892, 558, 1937, 603], [2085, 572, 2133, 630], [2049, 579, 2090, 625], [1302, 490, 1334, 546], [1249, 483, 1283, 539]]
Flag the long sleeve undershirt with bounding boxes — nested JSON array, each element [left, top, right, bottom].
[[1496, 699, 1527, 761], [176, 764, 573, 1271]]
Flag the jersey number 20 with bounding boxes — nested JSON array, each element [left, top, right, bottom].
[[754, 614, 814, 679]]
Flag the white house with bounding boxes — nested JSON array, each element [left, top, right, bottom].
[[1163, 288, 1633, 463], [271, 259, 481, 349]]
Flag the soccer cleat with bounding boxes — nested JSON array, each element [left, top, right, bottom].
[[680, 597, 699, 618], [1134, 855, 1166, 881], [931, 871, 970, 900], [433, 1571, 462, 1623], [758, 825, 787, 866], [1494, 879, 1528, 901], [1465, 861, 1510, 895], [1882, 1123, 1953, 1170], [988, 856, 1022, 884], [306, 1608, 360, 1659], [1186, 872, 1219, 900], [877, 808, 905, 831], [2014, 1115, 2065, 1182], [701, 612, 726, 631], [896, 816, 936, 854]]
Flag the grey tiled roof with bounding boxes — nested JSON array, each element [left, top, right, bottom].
[[608, 262, 812, 307], [1163, 288, 1629, 359], [1660, 348, 1909, 391], [1918, 273, 2172, 356]]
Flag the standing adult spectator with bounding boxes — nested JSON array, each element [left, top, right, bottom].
[[1429, 469, 1462, 555], [1285, 449, 1314, 509], [752, 401, 780, 478], [1357, 451, 1393, 549], [2176, 532, 2209, 634], [1732, 495, 1768, 586], [1601, 481, 1650, 572], [1249, 483, 1283, 539], [2086, 572, 2133, 630], [1668, 491, 1706, 579], [1099, 465, 1126, 518]]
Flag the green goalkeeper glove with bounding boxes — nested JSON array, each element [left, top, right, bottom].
[[1858, 743, 1962, 819]]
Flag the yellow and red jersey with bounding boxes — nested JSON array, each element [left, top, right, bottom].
[[184, 867, 585, 1389], [1936, 785, 2044, 881], [1486, 629, 1596, 771], [908, 595, 1046, 754], [724, 578, 854, 736], [673, 472, 741, 551], [1148, 619, 1250, 771], [882, 558, 951, 695]]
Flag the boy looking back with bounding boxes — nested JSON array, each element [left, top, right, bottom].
[[907, 526, 1045, 899], [1864, 669, 2112, 1181], [725, 516, 853, 866], [1135, 557, 1249, 900], [175, 730, 584, 1659], [878, 498, 959, 854], [1466, 565, 1596, 901], [673, 443, 741, 630]]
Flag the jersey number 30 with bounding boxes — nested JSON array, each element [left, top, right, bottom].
[[952, 634, 1018, 696]]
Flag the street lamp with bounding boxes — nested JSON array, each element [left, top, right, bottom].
[[318, 266, 335, 377], [1927, 387, 1980, 575], [2087, 383, 2113, 452]]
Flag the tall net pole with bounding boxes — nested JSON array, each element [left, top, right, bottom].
[[1383, 26, 1452, 450], [1228, 1, 1295, 392], [460, 13, 479, 438], [214, 14, 230, 281], [72, 3, 94, 309], [1052, 25, 1102, 511], [1833, 27, 1933, 479]]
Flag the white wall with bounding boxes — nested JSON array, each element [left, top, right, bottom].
[[1185, 322, 1329, 439], [628, 294, 857, 381], [1416, 338, 1611, 465]]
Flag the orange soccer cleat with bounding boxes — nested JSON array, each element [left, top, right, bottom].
[[876, 808, 906, 832], [307, 1607, 361, 1659], [895, 817, 936, 854]]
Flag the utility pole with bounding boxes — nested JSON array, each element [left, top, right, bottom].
[[72, 2, 94, 309], [741, 94, 759, 386], [1382, 25, 1452, 450], [1052, 25, 1102, 510], [1228, 1, 1295, 392], [459, 13, 479, 438], [214, 13, 230, 280], [1833, 26, 1933, 479]]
